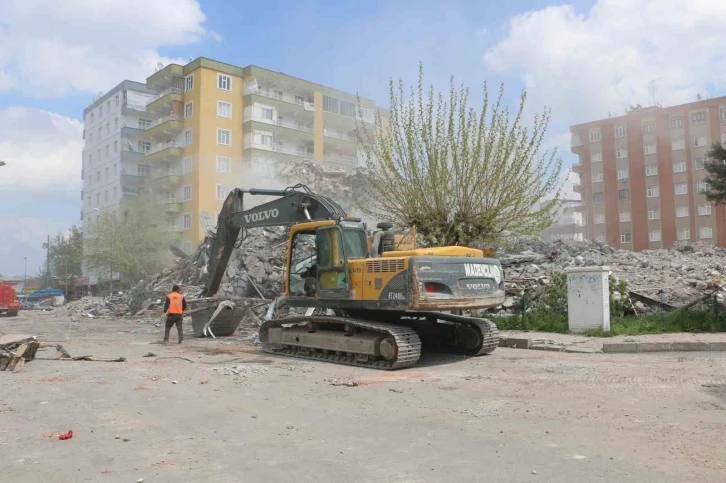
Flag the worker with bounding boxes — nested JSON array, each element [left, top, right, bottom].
[[163, 284, 187, 344]]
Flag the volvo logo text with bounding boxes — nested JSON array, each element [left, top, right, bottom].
[[465, 283, 490, 291], [244, 208, 280, 223]]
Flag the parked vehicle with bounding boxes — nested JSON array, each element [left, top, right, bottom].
[[0, 282, 21, 316]]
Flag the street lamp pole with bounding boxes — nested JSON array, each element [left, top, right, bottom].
[[23, 257, 27, 291]]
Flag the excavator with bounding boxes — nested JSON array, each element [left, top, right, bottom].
[[201, 184, 505, 369]]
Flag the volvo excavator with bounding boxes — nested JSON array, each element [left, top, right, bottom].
[[201, 184, 505, 370]]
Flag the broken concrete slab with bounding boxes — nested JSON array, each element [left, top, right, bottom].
[[503, 337, 531, 349]]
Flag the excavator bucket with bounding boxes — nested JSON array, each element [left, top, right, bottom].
[[191, 302, 247, 338]]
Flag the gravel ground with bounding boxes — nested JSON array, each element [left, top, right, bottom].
[[2, 310, 726, 483]]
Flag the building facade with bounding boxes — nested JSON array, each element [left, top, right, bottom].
[[570, 97, 726, 250], [538, 199, 585, 242], [82, 58, 386, 254]]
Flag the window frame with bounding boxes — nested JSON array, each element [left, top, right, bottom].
[[648, 208, 660, 220], [649, 230, 661, 242], [184, 101, 193, 119], [217, 101, 232, 118], [216, 128, 232, 146], [183, 213, 192, 230], [216, 184, 229, 201], [184, 75, 194, 92], [647, 186, 659, 198], [615, 125, 626, 138], [182, 184, 192, 202], [589, 130, 601, 142], [620, 232, 633, 244], [675, 182, 688, 195], [645, 164, 658, 176], [216, 156, 231, 173], [217, 73, 232, 91]]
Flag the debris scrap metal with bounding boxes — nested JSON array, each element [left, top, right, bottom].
[[56, 160, 726, 321]]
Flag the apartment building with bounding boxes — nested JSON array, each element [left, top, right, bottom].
[[570, 97, 726, 250], [81, 57, 387, 255], [538, 199, 585, 242]]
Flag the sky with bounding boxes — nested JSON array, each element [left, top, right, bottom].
[[2, 0, 726, 276]]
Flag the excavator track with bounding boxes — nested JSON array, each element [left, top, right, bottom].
[[396, 312, 499, 357], [259, 315, 422, 370]]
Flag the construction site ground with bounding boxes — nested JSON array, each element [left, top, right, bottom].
[[2, 310, 726, 483]]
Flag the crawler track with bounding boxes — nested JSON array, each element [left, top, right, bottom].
[[259, 316, 422, 370]]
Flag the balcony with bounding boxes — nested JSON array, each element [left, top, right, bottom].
[[146, 87, 184, 114], [157, 197, 184, 213], [571, 161, 583, 173], [145, 113, 183, 139], [246, 142, 313, 158], [121, 124, 146, 138], [120, 146, 146, 163], [324, 128, 356, 143], [245, 115, 314, 134], [147, 168, 183, 189], [121, 101, 147, 115], [244, 86, 315, 111], [120, 173, 147, 191], [147, 64, 184, 89], [146, 141, 183, 164], [573, 184, 584, 194], [571, 133, 583, 148]]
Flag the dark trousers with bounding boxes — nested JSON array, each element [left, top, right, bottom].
[[164, 314, 183, 343]]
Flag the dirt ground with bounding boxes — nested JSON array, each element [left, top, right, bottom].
[[2, 310, 726, 483]]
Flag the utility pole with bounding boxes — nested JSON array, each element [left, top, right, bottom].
[[23, 257, 27, 292], [43, 234, 50, 288]]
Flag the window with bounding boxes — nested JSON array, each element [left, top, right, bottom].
[[647, 186, 659, 198], [113, 140, 118, 153], [184, 101, 193, 119], [591, 151, 602, 163], [216, 184, 229, 200], [183, 213, 191, 230], [106, 122, 110, 135], [104, 190, 108, 202], [105, 167, 108, 180], [217, 101, 232, 118], [648, 208, 660, 220], [89, 133, 93, 145], [676, 206, 689, 218], [675, 183, 688, 195], [615, 125, 626, 138], [100, 105, 103, 116], [114, 118, 118, 131], [113, 164, 117, 176], [139, 119, 151, 129], [254, 131, 273, 147], [96, 193, 100, 205], [137, 164, 148, 176], [105, 144, 109, 158], [88, 196, 91, 207], [98, 127, 102, 139], [620, 211, 631, 222], [698, 181, 710, 193], [216, 156, 231, 173], [184, 75, 194, 92], [698, 204, 712, 216], [644, 143, 656, 155], [96, 170, 100, 182], [184, 129, 193, 146], [139, 141, 151, 153], [617, 169, 629, 180], [616, 148, 628, 159], [97, 149, 101, 162], [115, 95, 119, 107], [621, 232, 632, 243], [649, 230, 661, 242], [695, 157, 706, 170], [182, 185, 192, 201], [182, 156, 193, 174], [678, 228, 691, 240], [294, 95, 304, 106], [592, 171, 603, 183], [694, 135, 708, 147], [593, 192, 604, 203], [113, 187, 117, 200], [252, 157, 277, 177], [646, 164, 658, 176], [340, 100, 357, 118], [88, 153, 92, 166], [721, 108, 726, 121], [700, 227, 713, 239], [643, 122, 656, 134], [692, 112, 707, 124], [673, 160, 686, 173], [106, 100, 110, 112], [217, 74, 232, 91], [589, 130, 601, 142], [323, 95, 340, 114], [90, 113, 94, 124], [672, 139, 684, 150], [216, 128, 231, 146], [594, 213, 605, 224], [618, 189, 630, 200], [671, 116, 683, 129]]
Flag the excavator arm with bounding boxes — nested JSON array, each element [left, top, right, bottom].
[[202, 184, 347, 297]]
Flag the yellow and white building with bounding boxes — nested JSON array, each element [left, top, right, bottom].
[[82, 57, 387, 254]]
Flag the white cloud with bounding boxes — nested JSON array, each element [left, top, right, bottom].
[[0, 107, 83, 200], [0, 0, 214, 97], [484, 0, 726, 125]]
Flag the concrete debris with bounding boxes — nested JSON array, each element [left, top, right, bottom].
[[0, 334, 39, 372], [213, 365, 268, 377], [496, 239, 726, 312], [326, 377, 359, 387]]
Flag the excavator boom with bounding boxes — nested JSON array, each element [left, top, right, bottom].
[[203, 184, 347, 297]]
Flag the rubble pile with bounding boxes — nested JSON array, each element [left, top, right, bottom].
[[499, 239, 726, 310]]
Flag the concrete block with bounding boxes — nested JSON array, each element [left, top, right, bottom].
[[530, 344, 564, 352], [602, 342, 637, 353], [504, 338, 531, 349], [670, 341, 710, 352], [636, 342, 672, 352], [707, 342, 726, 352], [564, 347, 601, 354]]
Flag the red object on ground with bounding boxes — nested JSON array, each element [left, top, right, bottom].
[[58, 430, 73, 440], [0, 282, 20, 316]]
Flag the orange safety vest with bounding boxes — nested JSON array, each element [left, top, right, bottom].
[[168, 292, 184, 314]]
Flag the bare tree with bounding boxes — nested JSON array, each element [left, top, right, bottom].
[[355, 63, 565, 247]]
